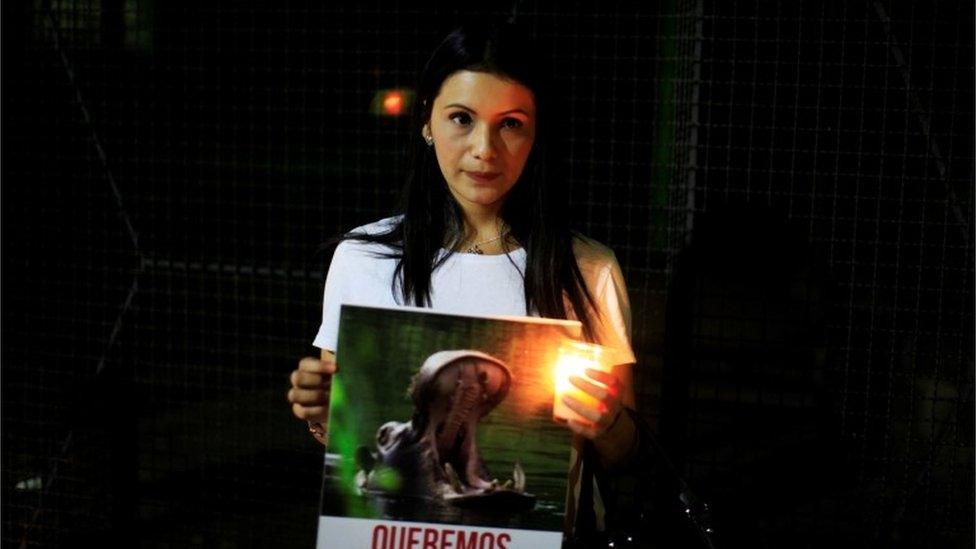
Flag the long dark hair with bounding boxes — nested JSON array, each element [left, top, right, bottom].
[[344, 21, 598, 339]]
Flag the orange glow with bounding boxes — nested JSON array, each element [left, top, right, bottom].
[[552, 340, 610, 424], [382, 91, 404, 115]]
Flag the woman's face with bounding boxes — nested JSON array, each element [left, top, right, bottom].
[[423, 70, 536, 217]]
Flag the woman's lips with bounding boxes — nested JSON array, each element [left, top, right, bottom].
[[464, 171, 502, 182]]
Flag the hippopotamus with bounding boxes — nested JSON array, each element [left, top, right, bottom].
[[354, 350, 535, 511]]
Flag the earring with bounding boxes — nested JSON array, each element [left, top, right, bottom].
[[424, 135, 433, 146]]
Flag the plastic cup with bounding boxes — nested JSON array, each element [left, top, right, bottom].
[[552, 340, 613, 424]]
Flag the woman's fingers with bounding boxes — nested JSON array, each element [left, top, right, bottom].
[[291, 370, 330, 389], [583, 368, 621, 396], [288, 387, 329, 406], [298, 357, 336, 375], [569, 370, 620, 407], [291, 357, 335, 390], [292, 403, 328, 422], [568, 375, 614, 403], [561, 394, 603, 424], [561, 383, 623, 440], [289, 357, 336, 425]]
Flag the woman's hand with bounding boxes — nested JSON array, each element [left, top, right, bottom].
[[288, 351, 336, 444], [561, 368, 625, 439], [560, 364, 639, 468]]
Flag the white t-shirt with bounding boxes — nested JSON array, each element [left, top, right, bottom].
[[312, 217, 637, 534], [313, 216, 636, 367]]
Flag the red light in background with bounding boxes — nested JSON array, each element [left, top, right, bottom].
[[371, 88, 413, 117], [382, 91, 404, 115]]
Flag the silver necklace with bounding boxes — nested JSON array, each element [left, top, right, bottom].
[[464, 230, 510, 255]]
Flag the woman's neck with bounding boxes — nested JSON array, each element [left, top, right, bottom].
[[462, 209, 502, 239], [454, 208, 515, 255]]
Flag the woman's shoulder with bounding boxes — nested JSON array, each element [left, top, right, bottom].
[[332, 215, 402, 261], [344, 215, 403, 238], [571, 233, 619, 270]]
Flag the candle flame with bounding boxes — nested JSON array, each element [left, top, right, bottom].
[[552, 340, 607, 423]]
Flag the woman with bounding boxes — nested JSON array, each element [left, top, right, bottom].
[[288, 21, 640, 540]]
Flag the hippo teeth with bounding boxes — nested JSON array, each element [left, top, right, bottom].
[[436, 366, 481, 453], [443, 462, 464, 494], [513, 461, 526, 492]]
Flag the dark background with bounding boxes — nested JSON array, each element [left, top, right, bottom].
[[3, 1, 973, 547]]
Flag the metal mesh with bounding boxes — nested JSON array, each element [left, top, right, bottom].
[[3, 1, 972, 547]]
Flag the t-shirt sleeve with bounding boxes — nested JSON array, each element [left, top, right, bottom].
[[312, 241, 352, 352], [591, 254, 637, 366]]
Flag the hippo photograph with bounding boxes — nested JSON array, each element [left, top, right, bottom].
[[319, 304, 581, 534], [356, 350, 536, 510]]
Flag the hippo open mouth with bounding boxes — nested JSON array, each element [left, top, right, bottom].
[[356, 350, 534, 510], [419, 351, 510, 494]]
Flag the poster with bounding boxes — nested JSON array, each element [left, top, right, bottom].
[[316, 304, 582, 549]]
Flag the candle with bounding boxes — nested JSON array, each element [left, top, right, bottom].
[[552, 340, 612, 424]]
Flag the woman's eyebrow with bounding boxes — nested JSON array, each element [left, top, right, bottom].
[[442, 103, 531, 117], [443, 103, 475, 112]]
